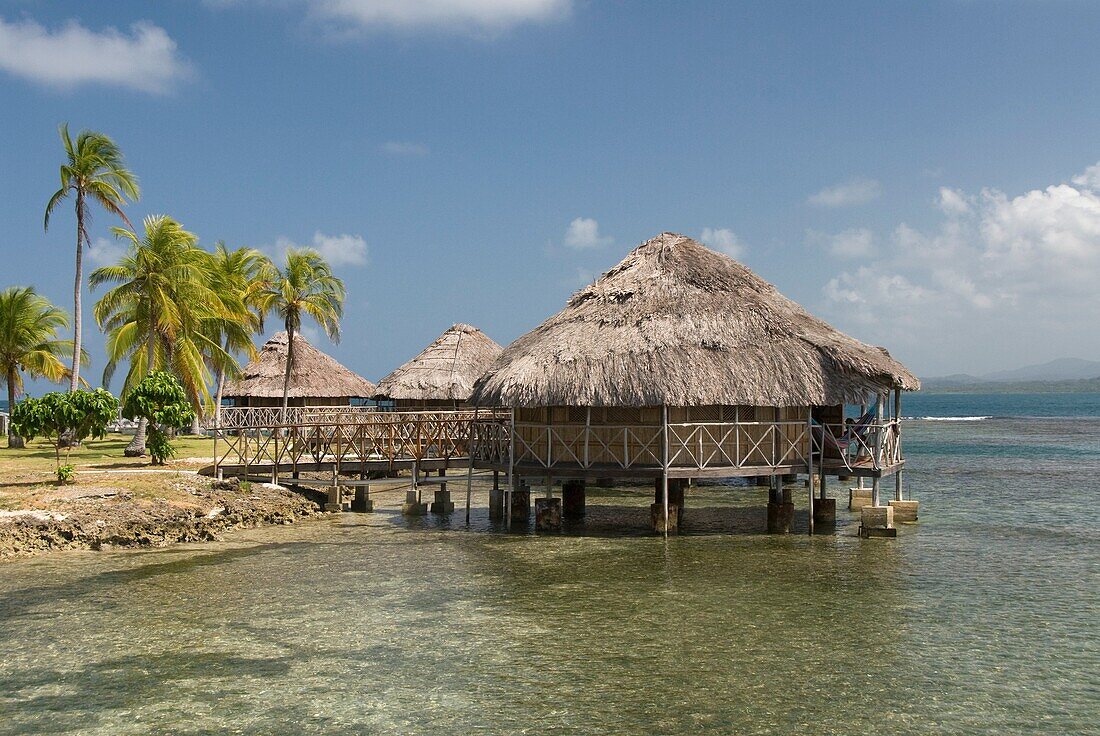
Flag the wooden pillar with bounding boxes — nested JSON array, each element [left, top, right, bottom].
[[562, 479, 585, 518], [465, 457, 474, 525], [894, 389, 903, 502], [661, 404, 670, 535], [872, 394, 884, 507], [507, 407, 515, 529], [807, 407, 815, 535]]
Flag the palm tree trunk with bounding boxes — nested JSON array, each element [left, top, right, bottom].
[[125, 324, 156, 457], [214, 336, 230, 427], [70, 190, 85, 392], [281, 326, 294, 426], [6, 370, 23, 449]]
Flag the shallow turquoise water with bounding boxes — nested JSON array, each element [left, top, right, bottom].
[[1, 410, 1098, 734]]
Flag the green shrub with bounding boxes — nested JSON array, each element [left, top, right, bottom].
[[121, 371, 195, 466], [56, 464, 75, 485]]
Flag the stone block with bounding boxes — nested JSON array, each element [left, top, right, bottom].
[[562, 480, 585, 519], [767, 501, 794, 533], [812, 497, 837, 525], [849, 487, 874, 511], [488, 488, 505, 520], [351, 486, 373, 513], [510, 487, 531, 522], [535, 498, 562, 532], [860, 505, 896, 538], [650, 503, 680, 534], [430, 489, 455, 514], [653, 479, 686, 525], [889, 499, 919, 523], [401, 490, 427, 516]]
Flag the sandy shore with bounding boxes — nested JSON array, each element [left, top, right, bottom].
[[0, 476, 321, 560]]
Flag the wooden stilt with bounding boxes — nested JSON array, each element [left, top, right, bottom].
[[662, 404, 669, 537], [465, 456, 474, 525], [807, 408, 815, 535]]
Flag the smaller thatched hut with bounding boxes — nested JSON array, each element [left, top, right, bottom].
[[224, 331, 377, 408], [375, 323, 502, 410]]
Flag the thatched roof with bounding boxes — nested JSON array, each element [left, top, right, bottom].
[[224, 332, 376, 399], [375, 323, 503, 402], [471, 232, 919, 408]]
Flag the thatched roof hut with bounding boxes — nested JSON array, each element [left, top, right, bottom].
[[471, 232, 918, 408], [375, 323, 503, 405], [224, 331, 376, 406]]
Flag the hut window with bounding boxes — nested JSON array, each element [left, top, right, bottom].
[[568, 407, 588, 423], [605, 407, 641, 424], [693, 405, 721, 422]]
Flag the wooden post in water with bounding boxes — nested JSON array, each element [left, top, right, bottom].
[[807, 408, 815, 535], [894, 389, 903, 502], [507, 407, 515, 530], [872, 393, 884, 507], [661, 404, 669, 537]]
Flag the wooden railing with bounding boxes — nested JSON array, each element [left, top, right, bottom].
[[213, 409, 507, 474], [469, 417, 815, 472], [811, 420, 903, 471]]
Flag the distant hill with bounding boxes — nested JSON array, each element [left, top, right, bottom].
[[982, 357, 1100, 382], [923, 358, 1100, 393]]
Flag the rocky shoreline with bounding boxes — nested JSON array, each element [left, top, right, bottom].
[[0, 477, 321, 560]]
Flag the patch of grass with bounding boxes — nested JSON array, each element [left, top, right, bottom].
[[0, 433, 215, 511]]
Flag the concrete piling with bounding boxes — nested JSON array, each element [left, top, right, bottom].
[[562, 479, 586, 518], [401, 489, 427, 516], [351, 485, 373, 512], [510, 482, 531, 523], [859, 505, 897, 538], [888, 499, 919, 523], [535, 497, 562, 532]]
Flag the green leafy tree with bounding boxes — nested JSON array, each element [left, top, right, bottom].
[[256, 249, 345, 421], [121, 371, 195, 465], [91, 215, 230, 454], [44, 124, 140, 392], [10, 389, 119, 473], [0, 287, 84, 447]]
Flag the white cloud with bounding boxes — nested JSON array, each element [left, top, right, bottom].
[[271, 232, 369, 266], [700, 227, 744, 258], [1071, 161, 1100, 192], [808, 177, 882, 208], [564, 217, 612, 249], [212, 0, 571, 34], [314, 0, 569, 31], [382, 141, 429, 156], [820, 172, 1100, 371], [937, 187, 972, 217], [0, 16, 191, 93], [87, 237, 128, 267], [807, 227, 874, 259]]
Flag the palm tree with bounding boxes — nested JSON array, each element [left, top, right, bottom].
[[0, 287, 82, 448], [206, 243, 274, 426], [91, 215, 229, 455], [257, 249, 345, 421], [44, 124, 140, 392]]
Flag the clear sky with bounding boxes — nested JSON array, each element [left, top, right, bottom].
[[2, 0, 1100, 392]]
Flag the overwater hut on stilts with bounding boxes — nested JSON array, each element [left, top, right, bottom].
[[374, 324, 503, 410], [469, 232, 920, 537], [222, 331, 377, 423]]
